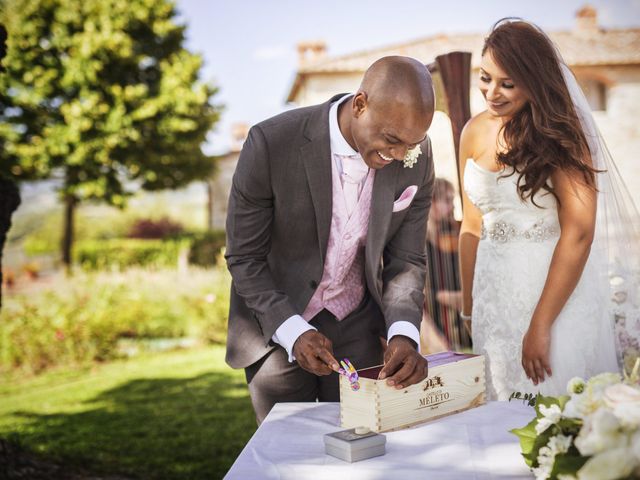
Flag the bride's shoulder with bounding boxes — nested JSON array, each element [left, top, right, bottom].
[[461, 111, 494, 158], [462, 111, 494, 139]]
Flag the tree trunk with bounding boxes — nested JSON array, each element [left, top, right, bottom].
[[61, 193, 77, 273], [0, 179, 21, 308], [206, 180, 214, 231]]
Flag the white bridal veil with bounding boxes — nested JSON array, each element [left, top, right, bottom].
[[559, 59, 640, 372]]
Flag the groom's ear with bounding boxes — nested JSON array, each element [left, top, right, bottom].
[[352, 92, 368, 118]]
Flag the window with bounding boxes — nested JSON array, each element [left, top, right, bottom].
[[578, 77, 607, 112]]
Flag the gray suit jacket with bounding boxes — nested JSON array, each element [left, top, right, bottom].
[[225, 94, 435, 369]]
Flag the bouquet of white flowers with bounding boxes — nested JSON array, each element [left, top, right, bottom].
[[511, 360, 640, 480]]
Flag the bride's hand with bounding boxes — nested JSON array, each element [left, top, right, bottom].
[[521, 323, 553, 386]]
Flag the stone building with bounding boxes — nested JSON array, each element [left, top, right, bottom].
[[207, 123, 246, 230], [286, 6, 640, 213]]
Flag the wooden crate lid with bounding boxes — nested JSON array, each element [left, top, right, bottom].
[[357, 351, 478, 380]]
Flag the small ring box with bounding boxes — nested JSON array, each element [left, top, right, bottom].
[[323, 427, 386, 462]]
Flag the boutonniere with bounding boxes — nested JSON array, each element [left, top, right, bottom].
[[403, 145, 422, 169]]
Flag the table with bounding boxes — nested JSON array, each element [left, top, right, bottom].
[[225, 401, 534, 479]]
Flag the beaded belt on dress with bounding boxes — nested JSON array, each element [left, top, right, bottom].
[[481, 220, 559, 243]]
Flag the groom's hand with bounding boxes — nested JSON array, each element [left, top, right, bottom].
[[293, 330, 340, 376], [378, 335, 428, 389]]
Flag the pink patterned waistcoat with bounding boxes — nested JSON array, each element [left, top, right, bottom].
[[302, 157, 375, 321]]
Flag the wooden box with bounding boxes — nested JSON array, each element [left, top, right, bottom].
[[340, 351, 485, 432]]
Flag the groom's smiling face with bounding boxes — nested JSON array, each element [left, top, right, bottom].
[[348, 93, 432, 170]]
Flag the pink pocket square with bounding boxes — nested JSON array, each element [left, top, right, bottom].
[[392, 185, 418, 212]]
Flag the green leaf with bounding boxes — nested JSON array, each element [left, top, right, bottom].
[[550, 452, 590, 477], [557, 417, 582, 436], [510, 416, 539, 467]]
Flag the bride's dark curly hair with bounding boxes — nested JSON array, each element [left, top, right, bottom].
[[483, 19, 599, 205]]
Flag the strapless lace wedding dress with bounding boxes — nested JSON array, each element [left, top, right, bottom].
[[464, 158, 619, 400]]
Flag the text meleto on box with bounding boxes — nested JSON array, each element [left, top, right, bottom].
[[340, 351, 486, 432]]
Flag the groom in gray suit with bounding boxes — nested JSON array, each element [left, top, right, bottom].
[[226, 56, 436, 423]]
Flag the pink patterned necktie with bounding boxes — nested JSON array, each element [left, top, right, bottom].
[[339, 154, 369, 217]]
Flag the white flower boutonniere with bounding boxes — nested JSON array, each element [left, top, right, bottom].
[[403, 145, 422, 168]]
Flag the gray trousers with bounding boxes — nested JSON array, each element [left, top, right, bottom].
[[244, 295, 385, 424]]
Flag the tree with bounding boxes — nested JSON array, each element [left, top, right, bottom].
[[0, 0, 222, 268], [0, 23, 21, 307]]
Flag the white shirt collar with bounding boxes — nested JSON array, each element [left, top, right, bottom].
[[329, 95, 358, 157]]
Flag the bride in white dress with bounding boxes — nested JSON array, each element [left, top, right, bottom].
[[459, 20, 623, 400]]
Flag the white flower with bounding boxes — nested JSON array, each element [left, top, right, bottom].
[[532, 435, 572, 480], [562, 396, 583, 420], [532, 463, 552, 479], [603, 383, 640, 428], [535, 404, 562, 435], [532, 465, 551, 480], [577, 447, 636, 480], [403, 145, 422, 168], [586, 372, 623, 391], [548, 433, 572, 454], [558, 475, 577, 480], [533, 445, 554, 480], [565, 373, 623, 419], [567, 377, 586, 395], [575, 408, 625, 456]]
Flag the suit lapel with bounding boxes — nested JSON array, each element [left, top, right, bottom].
[[300, 98, 338, 264], [366, 161, 399, 286]]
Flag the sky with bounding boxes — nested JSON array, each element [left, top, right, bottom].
[[176, 0, 640, 155]]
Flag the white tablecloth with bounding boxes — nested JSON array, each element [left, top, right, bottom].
[[225, 401, 535, 479]]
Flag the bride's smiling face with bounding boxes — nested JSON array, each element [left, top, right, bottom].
[[479, 50, 529, 120]]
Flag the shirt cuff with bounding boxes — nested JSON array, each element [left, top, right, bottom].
[[387, 321, 421, 354], [271, 314, 317, 362]]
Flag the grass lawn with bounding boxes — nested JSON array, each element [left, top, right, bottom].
[[0, 345, 256, 479]]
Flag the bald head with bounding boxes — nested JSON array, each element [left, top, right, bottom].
[[339, 56, 435, 169], [359, 56, 435, 118]]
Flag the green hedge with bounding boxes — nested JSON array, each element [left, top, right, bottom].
[[75, 238, 188, 270], [74, 230, 226, 270], [186, 230, 226, 267]]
